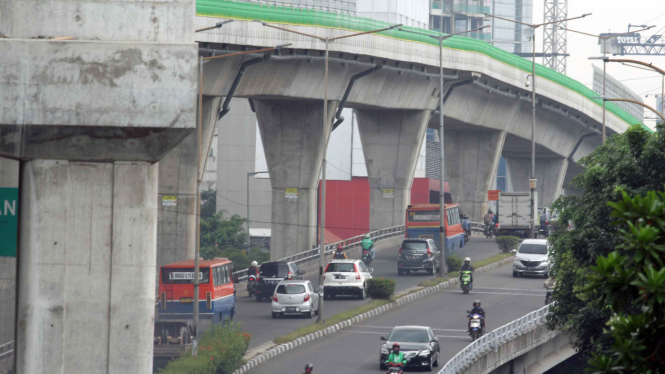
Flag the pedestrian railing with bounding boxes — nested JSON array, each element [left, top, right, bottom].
[[0, 340, 13, 360], [233, 225, 405, 282], [438, 304, 551, 374], [469, 222, 484, 232]]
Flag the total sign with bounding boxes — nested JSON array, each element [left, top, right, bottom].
[[615, 34, 641, 44], [0, 188, 18, 257]]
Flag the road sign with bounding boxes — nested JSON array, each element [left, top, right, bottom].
[[0, 188, 18, 257], [162, 195, 177, 207], [285, 188, 298, 200], [487, 190, 500, 201]]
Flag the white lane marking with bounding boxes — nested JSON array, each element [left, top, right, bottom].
[[475, 287, 546, 293], [343, 330, 469, 340], [355, 325, 467, 332], [440, 291, 544, 297]]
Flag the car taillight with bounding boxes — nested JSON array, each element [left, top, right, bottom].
[[287, 272, 292, 279], [354, 263, 361, 279], [272, 294, 278, 302], [427, 248, 433, 258], [304, 293, 310, 302], [324, 264, 330, 272]]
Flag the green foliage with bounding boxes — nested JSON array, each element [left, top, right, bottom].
[[201, 189, 217, 219], [545, 123, 665, 367], [367, 278, 396, 299], [446, 254, 463, 272], [200, 210, 248, 250], [578, 190, 665, 372], [495, 236, 520, 253], [159, 323, 250, 374], [201, 246, 270, 270]]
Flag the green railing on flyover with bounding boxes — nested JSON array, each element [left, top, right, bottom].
[[196, 0, 648, 131]]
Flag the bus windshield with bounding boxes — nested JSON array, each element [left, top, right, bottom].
[[161, 267, 210, 284]]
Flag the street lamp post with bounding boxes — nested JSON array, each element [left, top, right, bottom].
[[484, 12, 592, 238], [191, 37, 290, 356], [247, 172, 269, 256], [564, 26, 654, 143], [592, 96, 665, 122], [254, 20, 402, 323], [397, 25, 489, 277]]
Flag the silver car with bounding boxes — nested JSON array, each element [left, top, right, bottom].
[[271, 280, 320, 319]]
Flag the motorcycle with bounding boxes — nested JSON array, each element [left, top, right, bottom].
[[247, 275, 257, 298], [362, 249, 373, 266], [386, 361, 407, 374], [467, 312, 484, 341], [464, 228, 471, 243], [484, 224, 492, 238], [460, 270, 472, 294], [492, 223, 499, 237]]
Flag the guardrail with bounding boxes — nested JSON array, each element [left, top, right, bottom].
[[438, 304, 550, 374], [233, 225, 405, 282], [470, 222, 484, 232], [0, 340, 13, 360]]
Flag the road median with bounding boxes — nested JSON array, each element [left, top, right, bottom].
[[233, 253, 515, 374]]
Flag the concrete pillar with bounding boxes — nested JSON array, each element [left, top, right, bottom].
[[444, 130, 506, 222], [506, 157, 569, 208], [356, 109, 430, 231], [0, 158, 19, 347], [254, 99, 338, 260], [16, 160, 158, 374]]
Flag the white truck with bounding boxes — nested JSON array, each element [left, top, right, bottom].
[[496, 191, 537, 238]]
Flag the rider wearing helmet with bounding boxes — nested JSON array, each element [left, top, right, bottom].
[[334, 244, 348, 259], [247, 261, 259, 277], [483, 209, 494, 225], [384, 343, 407, 366], [302, 363, 314, 374], [470, 300, 486, 332], [461, 214, 471, 235], [361, 233, 375, 261], [459, 257, 474, 289]]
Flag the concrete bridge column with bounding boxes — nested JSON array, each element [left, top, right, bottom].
[[356, 109, 430, 231], [444, 130, 506, 222], [253, 99, 338, 260], [16, 160, 158, 374], [506, 157, 569, 208]]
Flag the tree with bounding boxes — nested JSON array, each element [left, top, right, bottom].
[[201, 188, 217, 219], [547, 123, 665, 357], [200, 210, 247, 250]]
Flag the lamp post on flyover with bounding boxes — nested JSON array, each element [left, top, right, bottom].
[[191, 41, 291, 356], [397, 25, 489, 277], [591, 97, 665, 123], [195, 19, 234, 33], [254, 20, 402, 324], [484, 12, 591, 239], [563, 26, 655, 143], [247, 171, 269, 256]]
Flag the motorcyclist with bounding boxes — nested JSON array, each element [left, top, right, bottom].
[[247, 261, 259, 277], [469, 300, 486, 333], [461, 215, 471, 236], [483, 210, 494, 228], [361, 234, 375, 261], [384, 343, 407, 367], [334, 244, 348, 259], [459, 257, 474, 284], [302, 363, 314, 374]]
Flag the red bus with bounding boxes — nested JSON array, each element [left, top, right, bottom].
[[405, 204, 465, 255], [158, 258, 238, 324]]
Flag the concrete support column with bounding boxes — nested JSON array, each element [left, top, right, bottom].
[[506, 157, 569, 208], [356, 109, 430, 231], [0, 158, 19, 346], [254, 99, 337, 260], [16, 160, 158, 374], [444, 130, 506, 222]]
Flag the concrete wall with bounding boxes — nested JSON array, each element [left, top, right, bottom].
[[506, 157, 568, 208], [0, 158, 18, 347]]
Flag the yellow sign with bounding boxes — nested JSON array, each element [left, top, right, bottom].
[[162, 195, 177, 207], [285, 188, 298, 200], [382, 188, 394, 198]]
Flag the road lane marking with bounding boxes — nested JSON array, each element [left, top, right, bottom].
[[343, 330, 469, 340], [440, 291, 544, 297], [355, 325, 467, 332], [474, 287, 546, 292]]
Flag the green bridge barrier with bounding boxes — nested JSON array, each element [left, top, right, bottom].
[[196, 0, 649, 132]]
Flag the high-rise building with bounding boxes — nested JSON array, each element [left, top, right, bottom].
[[592, 65, 645, 123], [428, 0, 532, 54], [357, 0, 430, 29]]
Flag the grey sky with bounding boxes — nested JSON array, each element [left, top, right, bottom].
[[530, 0, 665, 127]]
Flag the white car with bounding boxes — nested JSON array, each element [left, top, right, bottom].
[[271, 280, 319, 319], [513, 239, 551, 278], [322, 259, 373, 300]]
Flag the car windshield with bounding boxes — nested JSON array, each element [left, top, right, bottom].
[[326, 263, 356, 273], [388, 329, 429, 343], [260, 263, 289, 278], [519, 244, 548, 254], [402, 241, 427, 251], [275, 284, 306, 294]]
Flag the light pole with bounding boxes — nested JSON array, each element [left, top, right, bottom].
[[398, 25, 489, 277], [195, 19, 234, 33], [246, 171, 269, 256], [592, 96, 665, 122], [191, 39, 290, 356], [254, 20, 401, 323], [484, 12, 592, 238], [563, 26, 654, 143]]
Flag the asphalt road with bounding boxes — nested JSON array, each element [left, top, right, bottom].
[[234, 236, 508, 350], [246, 263, 547, 374]]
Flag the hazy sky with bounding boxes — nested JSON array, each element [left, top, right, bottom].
[[530, 0, 665, 127]]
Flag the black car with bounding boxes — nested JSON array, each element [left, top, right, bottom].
[[254, 261, 305, 301], [397, 239, 441, 276], [380, 326, 440, 371]]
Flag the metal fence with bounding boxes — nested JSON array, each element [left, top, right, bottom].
[[438, 304, 551, 374], [232, 225, 405, 282]]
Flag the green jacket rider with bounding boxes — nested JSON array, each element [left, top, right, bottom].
[[361, 234, 375, 261], [385, 343, 407, 365]]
